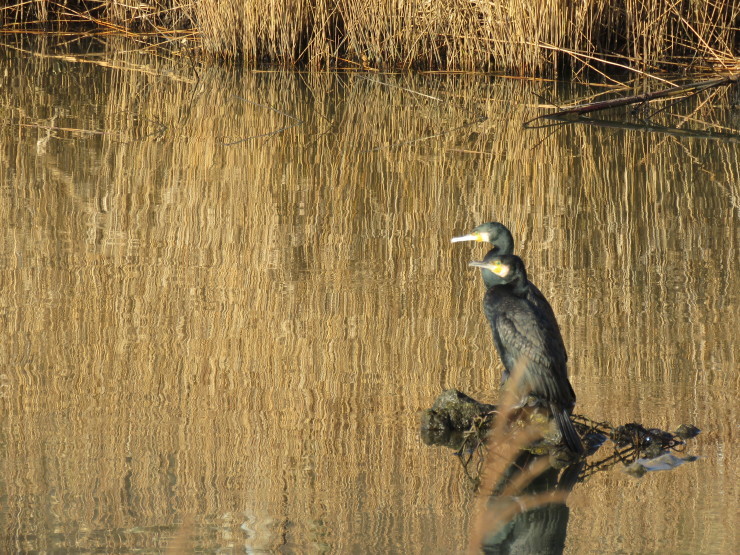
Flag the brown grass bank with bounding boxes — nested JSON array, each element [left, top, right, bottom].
[[2, 0, 738, 74]]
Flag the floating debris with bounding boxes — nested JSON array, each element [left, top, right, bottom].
[[422, 389, 701, 482], [675, 424, 702, 439], [624, 453, 700, 478]]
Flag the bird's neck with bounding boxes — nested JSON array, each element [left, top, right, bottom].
[[501, 277, 528, 297], [482, 272, 529, 296], [509, 278, 529, 296], [496, 235, 514, 255]]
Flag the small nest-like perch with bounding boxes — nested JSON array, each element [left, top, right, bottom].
[[421, 389, 701, 482]]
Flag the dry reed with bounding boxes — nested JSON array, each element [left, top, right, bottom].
[[465, 356, 576, 551], [1, 0, 737, 75]]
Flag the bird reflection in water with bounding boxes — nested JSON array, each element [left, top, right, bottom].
[[478, 452, 583, 554]]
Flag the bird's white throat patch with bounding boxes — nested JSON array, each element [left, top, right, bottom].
[[491, 263, 510, 278]]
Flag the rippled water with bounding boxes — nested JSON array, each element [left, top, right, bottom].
[[0, 37, 737, 553]]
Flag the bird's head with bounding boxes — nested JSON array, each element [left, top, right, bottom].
[[468, 252, 528, 290], [451, 222, 514, 254]]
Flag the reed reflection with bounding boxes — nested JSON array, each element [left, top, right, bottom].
[[0, 40, 736, 554]]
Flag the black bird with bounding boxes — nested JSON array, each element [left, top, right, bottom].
[[452, 222, 566, 361], [469, 252, 583, 454]]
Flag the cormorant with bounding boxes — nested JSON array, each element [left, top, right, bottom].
[[452, 222, 566, 361], [469, 252, 583, 454]]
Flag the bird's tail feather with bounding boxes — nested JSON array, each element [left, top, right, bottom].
[[554, 408, 583, 454]]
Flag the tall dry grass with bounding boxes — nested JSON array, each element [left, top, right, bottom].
[[1, 0, 737, 74]]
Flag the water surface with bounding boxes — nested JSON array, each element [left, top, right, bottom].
[[0, 38, 737, 553]]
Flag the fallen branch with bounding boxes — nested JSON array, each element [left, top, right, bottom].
[[543, 115, 740, 143], [525, 74, 739, 127]]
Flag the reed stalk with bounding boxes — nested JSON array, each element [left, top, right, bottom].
[[1, 0, 737, 75]]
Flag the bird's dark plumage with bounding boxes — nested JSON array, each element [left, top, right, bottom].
[[453, 222, 566, 361], [469, 252, 582, 454]]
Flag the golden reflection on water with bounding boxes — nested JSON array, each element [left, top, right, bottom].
[[0, 39, 737, 553]]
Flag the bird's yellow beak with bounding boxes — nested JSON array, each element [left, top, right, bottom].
[[468, 261, 509, 277], [451, 232, 483, 243]]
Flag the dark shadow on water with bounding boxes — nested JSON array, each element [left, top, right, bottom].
[[482, 452, 583, 555]]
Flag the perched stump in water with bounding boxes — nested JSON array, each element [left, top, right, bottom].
[[420, 389, 495, 432], [420, 389, 585, 456], [422, 389, 701, 478], [420, 389, 495, 448]]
